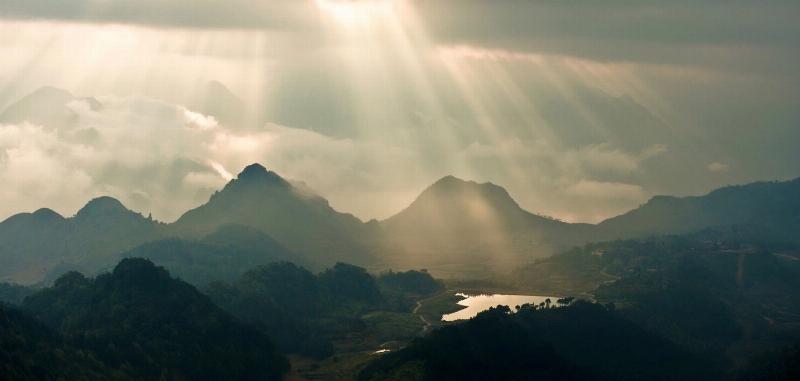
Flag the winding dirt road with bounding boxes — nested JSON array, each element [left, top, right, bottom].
[[413, 300, 432, 335]]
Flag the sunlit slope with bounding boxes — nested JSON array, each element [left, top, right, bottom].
[[379, 176, 593, 273], [378, 175, 800, 274], [170, 163, 376, 268]]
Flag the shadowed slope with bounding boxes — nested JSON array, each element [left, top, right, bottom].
[[22, 258, 289, 381], [0, 197, 162, 284], [596, 178, 800, 242]]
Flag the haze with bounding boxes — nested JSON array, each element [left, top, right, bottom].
[[1, 0, 799, 223]]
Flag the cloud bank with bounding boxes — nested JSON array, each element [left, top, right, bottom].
[[0, 91, 676, 223], [0, 1, 798, 223]]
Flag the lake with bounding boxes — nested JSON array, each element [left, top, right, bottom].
[[441, 293, 558, 321]]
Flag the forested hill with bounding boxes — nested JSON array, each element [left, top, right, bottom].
[[359, 301, 714, 381], [0, 304, 126, 380], [21, 258, 290, 381]]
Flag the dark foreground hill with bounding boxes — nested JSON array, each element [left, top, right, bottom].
[[359, 301, 714, 381], [21, 258, 289, 381], [0, 304, 125, 380], [513, 227, 800, 376]]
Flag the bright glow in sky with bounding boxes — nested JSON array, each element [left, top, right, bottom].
[[315, 0, 396, 25], [0, 0, 798, 223]]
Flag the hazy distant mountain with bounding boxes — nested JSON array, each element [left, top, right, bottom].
[[1, 162, 796, 284], [0, 86, 101, 129], [0, 164, 374, 284], [383, 176, 589, 240], [194, 80, 247, 128], [171, 163, 374, 268], [379, 176, 592, 273], [0, 197, 162, 284], [121, 224, 301, 287], [377, 175, 800, 274], [22, 258, 289, 380], [596, 177, 800, 243]]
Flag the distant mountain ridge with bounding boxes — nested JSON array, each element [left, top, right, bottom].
[[382, 175, 592, 240], [121, 224, 302, 287], [0, 161, 797, 284], [377, 175, 799, 274], [378, 176, 594, 273], [596, 178, 800, 241], [170, 163, 374, 267], [0, 86, 101, 130], [0, 196, 162, 284]]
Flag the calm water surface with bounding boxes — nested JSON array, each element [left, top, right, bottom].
[[441, 293, 557, 321]]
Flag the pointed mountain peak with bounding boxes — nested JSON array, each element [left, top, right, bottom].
[[234, 163, 288, 186], [239, 163, 268, 177], [433, 175, 465, 185], [197, 80, 246, 128], [206, 80, 241, 100], [76, 196, 131, 218], [28, 86, 74, 99], [0, 86, 79, 127]]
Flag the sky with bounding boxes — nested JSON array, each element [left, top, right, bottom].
[[0, 0, 798, 223]]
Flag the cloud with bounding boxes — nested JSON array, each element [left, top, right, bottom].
[[0, 94, 427, 222], [0, 90, 664, 224], [456, 137, 669, 222], [1, 1, 797, 79], [0, 0, 310, 30], [419, 1, 800, 76], [0, 1, 798, 224], [565, 180, 645, 201], [707, 162, 730, 173], [575, 143, 666, 174]]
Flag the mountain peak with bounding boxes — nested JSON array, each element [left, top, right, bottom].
[[112, 257, 168, 279], [0, 86, 77, 126], [239, 163, 268, 177], [29, 86, 74, 99], [432, 175, 467, 187], [76, 196, 130, 218], [234, 163, 288, 186], [425, 175, 509, 199], [384, 175, 528, 228], [32, 208, 65, 221]]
